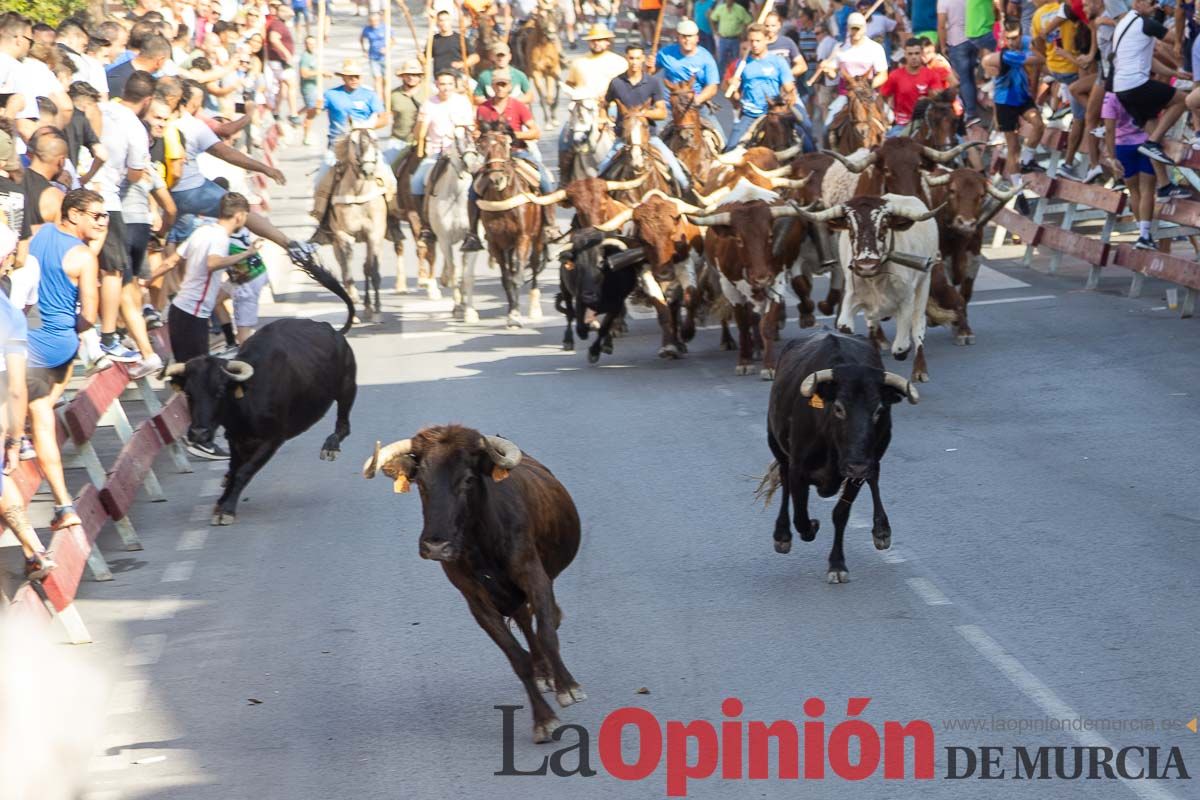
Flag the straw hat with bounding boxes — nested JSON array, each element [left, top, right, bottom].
[[581, 24, 615, 40], [395, 58, 423, 76], [335, 58, 365, 77]]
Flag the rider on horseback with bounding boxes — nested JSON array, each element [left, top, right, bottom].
[[462, 68, 559, 252], [654, 19, 726, 149], [596, 42, 691, 190], [816, 12, 888, 130], [556, 24, 628, 178], [724, 24, 799, 150], [412, 70, 477, 243]]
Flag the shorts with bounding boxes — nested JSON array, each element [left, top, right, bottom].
[[1047, 70, 1084, 118], [232, 272, 270, 328], [26, 356, 75, 402], [302, 84, 318, 109], [1117, 80, 1177, 128], [995, 100, 1035, 133], [369, 60, 386, 79], [99, 209, 134, 284], [1115, 143, 1154, 178], [635, 7, 660, 21], [126, 221, 152, 281], [268, 61, 297, 85], [168, 303, 212, 364], [170, 178, 228, 242]]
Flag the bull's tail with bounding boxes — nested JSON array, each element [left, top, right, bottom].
[[296, 253, 355, 334], [754, 460, 782, 508]]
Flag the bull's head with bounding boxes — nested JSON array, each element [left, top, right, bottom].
[[362, 426, 523, 562], [687, 201, 804, 293], [800, 365, 918, 483], [795, 196, 942, 278], [164, 357, 254, 448], [923, 170, 1019, 235]]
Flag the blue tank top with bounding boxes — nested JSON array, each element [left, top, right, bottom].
[[27, 225, 82, 369]]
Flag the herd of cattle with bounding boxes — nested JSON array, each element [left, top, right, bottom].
[[158, 128, 1026, 743]]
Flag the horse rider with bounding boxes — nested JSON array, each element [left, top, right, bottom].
[[557, 23, 628, 179], [817, 12, 888, 129], [311, 59, 392, 228], [475, 41, 536, 106], [764, 10, 816, 151], [383, 58, 426, 167], [597, 42, 691, 190], [462, 67, 559, 252], [653, 19, 726, 148], [411, 69, 477, 243], [725, 23, 799, 150]]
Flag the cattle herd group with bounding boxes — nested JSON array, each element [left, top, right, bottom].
[[165, 117, 1023, 743]]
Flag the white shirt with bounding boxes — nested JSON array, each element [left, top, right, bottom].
[[172, 223, 230, 318], [1112, 13, 1167, 92], [835, 36, 889, 79], [0, 290, 27, 375], [866, 15, 897, 43], [418, 93, 475, 156], [0, 54, 42, 121], [74, 53, 110, 97], [173, 111, 221, 192], [96, 101, 150, 212], [8, 254, 39, 310]]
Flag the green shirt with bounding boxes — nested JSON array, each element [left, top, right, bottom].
[[474, 66, 533, 97], [964, 0, 995, 40], [390, 89, 422, 141], [710, 2, 753, 39], [299, 51, 318, 91]]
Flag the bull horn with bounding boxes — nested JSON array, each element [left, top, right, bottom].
[[604, 174, 647, 192], [823, 149, 875, 173], [530, 189, 567, 206], [770, 175, 812, 191], [799, 368, 835, 398], [920, 170, 951, 187], [976, 196, 1010, 229], [477, 194, 534, 212], [749, 162, 793, 180], [164, 363, 187, 379], [692, 185, 732, 208], [715, 147, 746, 165], [921, 141, 986, 164], [222, 360, 254, 382], [482, 435, 522, 469], [773, 144, 802, 161], [769, 203, 804, 218], [986, 181, 1021, 202], [638, 189, 703, 214], [599, 237, 628, 250], [795, 204, 846, 223], [883, 372, 920, 404], [362, 438, 415, 479], [887, 201, 946, 223], [686, 211, 733, 227], [593, 207, 634, 232]]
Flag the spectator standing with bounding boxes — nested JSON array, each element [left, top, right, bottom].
[[106, 34, 170, 99], [690, 0, 719, 54], [299, 35, 320, 145], [940, 0, 984, 124], [1102, 88, 1157, 247], [21, 131, 66, 234], [711, 0, 754, 75], [984, 22, 1045, 184], [430, 10, 476, 78], [360, 11, 390, 98], [64, 82, 107, 188], [265, 2, 300, 123]]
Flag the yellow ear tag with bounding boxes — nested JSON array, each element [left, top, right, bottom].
[[809, 394, 825, 409], [492, 466, 510, 482], [233, 386, 245, 399], [393, 474, 411, 493]]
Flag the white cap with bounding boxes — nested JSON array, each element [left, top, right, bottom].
[[847, 12, 867, 28], [677, 19, 700, 36]]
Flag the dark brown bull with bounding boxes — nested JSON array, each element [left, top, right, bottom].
[[921, 168, 1017, 344], [362, 426, 583, 744], [824, 137, 984, 201], [910, 88, 959, 151]]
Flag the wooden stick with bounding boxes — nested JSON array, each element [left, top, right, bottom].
[[723, 0, 776, 98], [805, 0, 885, 87], [385, 0, 394, 111], [317, 0, 326, 97], [458, 0, 470, 77], [397, 0, 422, 51], [425, 18, 435, 89], [649, 2, 667, 62]]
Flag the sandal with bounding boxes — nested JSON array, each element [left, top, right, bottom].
[[49, 505, 82, 531], [24, 552, 57, 581]]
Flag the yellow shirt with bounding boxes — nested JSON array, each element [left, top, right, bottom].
[[566, 50, 629, 101], [1032, 2, 1078, 76], [163, 120, 185, 188]]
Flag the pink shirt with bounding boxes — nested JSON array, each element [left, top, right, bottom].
[[1101, 92, 1146, 147]]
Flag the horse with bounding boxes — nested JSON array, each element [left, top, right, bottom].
[[559, 89, 615, 185], [328, 127, 389, 322], [471, 10, 501, 77], [392, 148, 438, 298], [741, 98, 803, 152], [826, 75, 888, 155], [516, 0, 563, 125], [427, 127, 486, 320], [474, 123, 558, 328], [598, 101, 678, 205], [662, 77, 723, 187]]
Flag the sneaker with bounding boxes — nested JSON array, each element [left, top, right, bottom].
[[1014, 194, 1032, 216], [18, 436, 35, 461], [128, 353, 164, 380], [461, 233, 485, 252], [1056, 163, 1081, 180], [1138, 141, 1175, 165], [1049, 104, 1072, 121], [49, 505, 82, 531], [1083, 164, 1105, 183], [185, 438, 231, 460], [23, 552, 57, 581], [1091, 125, 1106, 139], [1019, 158, 1041, 173], [143, 305, 163, 328], [100, 338, 141, 363], [1162, 182, 1191, 199], [1134, 235, 1156, 250], [212, 345, 239, 359]]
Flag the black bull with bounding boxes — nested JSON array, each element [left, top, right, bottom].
[[554, 228, 646, 363], [759, 329, 918, 584], [166, 258, 358, 526]]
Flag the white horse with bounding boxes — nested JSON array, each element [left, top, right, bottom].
[[558, 87, 615, 185], [329, 126, 390, 322], [427, 127, 485, 321]]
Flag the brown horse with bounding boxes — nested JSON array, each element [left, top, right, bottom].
[[471, 11, 501, 77], [474, 125, 556, 328], [515, 0, 563, 125], [826, 75, 888, 155], [391, 148, 437, 298], [602, 102, 677, 205], [739, 98, 802, 151], [662, 77, 723, 186]]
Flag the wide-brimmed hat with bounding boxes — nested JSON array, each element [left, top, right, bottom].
[[582, 24, 615, 40], [336, 58, 365, 77], [677, 19, 699, 36], [396, 58, 423, 76]]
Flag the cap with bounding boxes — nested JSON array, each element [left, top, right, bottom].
[[490, 40, 511, 55], [581, 23, 615, 40], [335, 58, 365, 77], [677, 19, 700, 36], [396, 58, 423, 76], [491, 68, 513, 83], [847, 12, 867, 28]]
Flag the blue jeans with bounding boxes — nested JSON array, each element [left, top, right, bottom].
[[411, 156, 437, 195], [726, 113, 757, 151], [698, 31, 716, 56], [717, 37, 741, 76], [597, 137, 691, 189], [1048, 70, 1084, 118], [726, 107, 814, 152], [170, 178, 228, 242], [948, 40, 982, 119]]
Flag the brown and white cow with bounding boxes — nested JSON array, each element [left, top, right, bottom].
[[362, 426, 583, 744]]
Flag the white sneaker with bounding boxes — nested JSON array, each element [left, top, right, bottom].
[[1083, 164, 1104, 183], [128, 353, 164, 380]]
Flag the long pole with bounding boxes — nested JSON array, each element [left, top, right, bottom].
[[385, 0, 394, 111], [457, 0, 470, 79], [649, 2, 667, 62], [317, 0, 326, 97], [397, 0, 422, 51]]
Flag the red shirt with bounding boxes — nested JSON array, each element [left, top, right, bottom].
[[476, 98, 533, 149], [879, 66, 946, 126], [264, 16, 294, 64]]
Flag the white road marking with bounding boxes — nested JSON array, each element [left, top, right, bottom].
[[906, 577, 952, 606], [199, 477, 223, 497], [161, 561, 195, 583], [82, 792, 122, 800], [124, 634, 167, 667], [130, 755, 167, 766], [879, 547, 906, 564], [957, 625, 1179, 800], [141, 597, 182, 621], [969, 294, 1056, 307], [176, 529, 208, 551], [189, 504, 212, 522], [107, 680, 148, 715]]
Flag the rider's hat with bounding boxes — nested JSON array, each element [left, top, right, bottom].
[[335, 58, 366, 77], [846, 12, 867, 28], [396, 58, 424, 76], [677, 19, 700, 36], [581, 23, 615, 40]]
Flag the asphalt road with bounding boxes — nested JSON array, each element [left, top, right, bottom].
[[62, 5, 1200, 800]]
